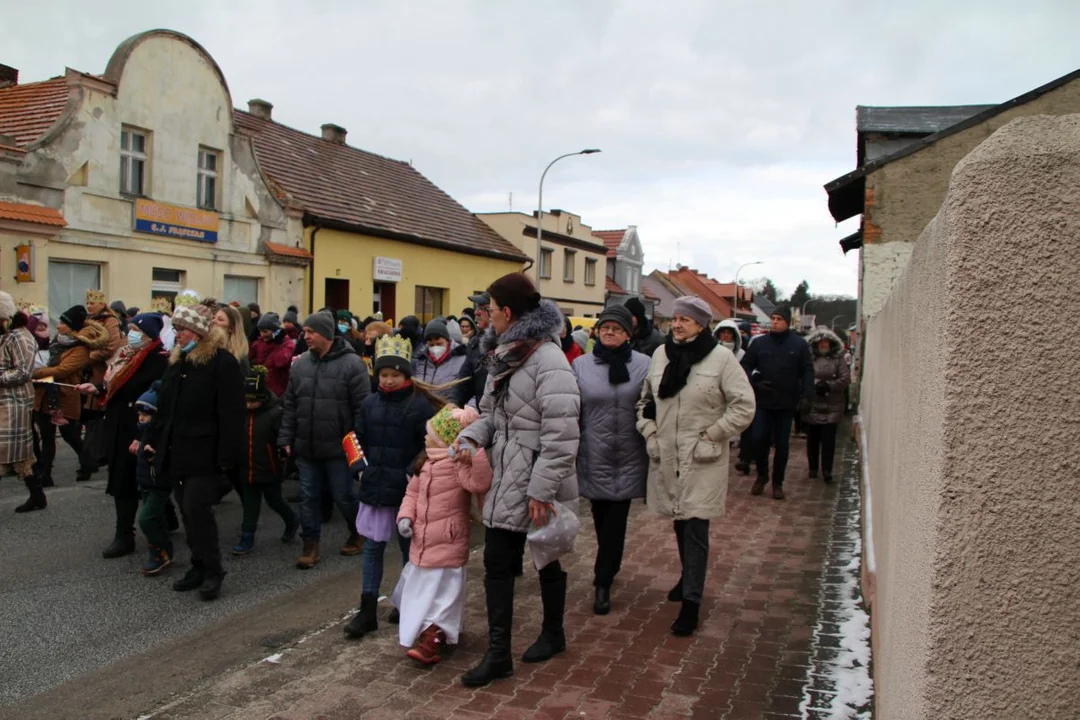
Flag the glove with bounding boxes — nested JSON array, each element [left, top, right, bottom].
[[815, 380, 830, 396], [397, 518, 413, 538]]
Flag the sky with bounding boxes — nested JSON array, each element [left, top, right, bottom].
[[5, 0, 1079, 297]]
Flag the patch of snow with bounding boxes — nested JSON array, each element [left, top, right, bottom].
[[857, 416, 875, 573], [262, 653, 284, 664]]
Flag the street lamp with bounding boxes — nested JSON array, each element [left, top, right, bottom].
[[733, 261, 764, 318], [831, 314, 846, 329], [801, 299, 815, 330], [535, 149, 601, 283]]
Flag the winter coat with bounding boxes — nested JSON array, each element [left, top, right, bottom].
[[398, 447, 493, 568], [463, 333, 489, 408], [631, 324, 666, 357], [739, 329, 814, 411], [356, 384, 437, 508], [637, 343, 756, 520], [250, 333, 296, 398], [804, 328, 850, 426], [135, 420, 165, 492], [0, 328, 38, 467], [413, 340, 474, 406], [563, 341, 584, 366], [458, 301, 581, 533], [573, 349, 651, 501], [240, 395, 285, 486], [148, 328, 246, 479], [32, 321, 110, 420], [714, 319, 746, 361], [101, 341, 169, 496], [279, 338, 370, 461], [86, 309, 126, 410]]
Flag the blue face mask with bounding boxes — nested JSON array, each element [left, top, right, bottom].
[[337, 323, 349, 334], [181, 340, 197, 354], [127, 329, 145, 347]]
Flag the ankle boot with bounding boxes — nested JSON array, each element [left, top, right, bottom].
[[522, 569, 567, 663], [14, 476, 47, 513], [671, 600, 700, 637], [593, 586, 611, 615], [667, 580, 684, 602], [173, 562, 205, 592], [102, 534, 136, 559], [461, 577, 515, 687], [199, 570, 227, 601], [406, 625, 446, 665], [344, 593, 379, 639]]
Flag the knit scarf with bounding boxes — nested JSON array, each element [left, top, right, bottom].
[[489, 337, 544, 398], [105, 340, 163, 405], [658, 331, 717, 399], [592, 341, 632, 385]]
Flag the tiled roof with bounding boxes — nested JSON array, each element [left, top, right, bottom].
[[234, 110, 527, 262], [605, 276, 625, 294], [666, 267, 734, 318], [593, 229, 625, 258], [0, 201, 67, 227], [264, 241, 313, 260], [641, 285, 659, 301], [0, 77, 70, 147]]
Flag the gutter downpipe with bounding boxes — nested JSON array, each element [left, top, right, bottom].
[[307, 224, 320, 316]]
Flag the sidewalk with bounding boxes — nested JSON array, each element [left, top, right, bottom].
[[147, 438, 845, 720]]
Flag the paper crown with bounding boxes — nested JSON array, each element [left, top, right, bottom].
[[426, 404, 480, 447], [150, 296, 173, 314], [86, 289, 106, 305], [173, 289, 200, 308], [375, 335, 412, 362]]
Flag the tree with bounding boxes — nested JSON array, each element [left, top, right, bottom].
[[789, 280, 811, 310], [747, 277, 780, 304]]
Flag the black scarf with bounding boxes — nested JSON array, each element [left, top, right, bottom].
[[658, 331, 717, 399], [593, 341, 632, 385]]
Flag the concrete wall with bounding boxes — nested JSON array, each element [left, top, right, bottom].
[[860, 76, 1080, 317], [861, 114, 1080, 719]]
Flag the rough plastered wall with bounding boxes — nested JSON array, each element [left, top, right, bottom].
[[860, 75, 1080, 319], [863, 114, 1080, 719]]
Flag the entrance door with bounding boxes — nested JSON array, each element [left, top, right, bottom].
[[324, 278, 350, 311], [373, 282, 396, 323]]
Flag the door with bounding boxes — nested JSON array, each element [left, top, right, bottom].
[[324, 279, 350, 311], [373, 282, 396, 323]]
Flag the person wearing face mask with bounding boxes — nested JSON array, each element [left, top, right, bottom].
[[249, 312, 296, 398], [76, 313, 171, 558], [412, 319, 475, 406], [337, 310, 366, 357], [145, 304, 245, 600]]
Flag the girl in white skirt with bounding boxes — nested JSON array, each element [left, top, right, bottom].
[[393, 404, 492, 664]]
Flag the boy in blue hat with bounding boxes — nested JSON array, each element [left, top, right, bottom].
[[134, 383, 173, 575]]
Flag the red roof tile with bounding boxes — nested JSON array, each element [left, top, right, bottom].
[[264, 241, 313, 260], [605, 277, 625, 294], [641, 285, 660, 301], [235, 110, 527, 262], [0, 201, 67, 227], [593, 229, 626, 258], [665, 267, 734, 317], [0, 77, 71, 147]]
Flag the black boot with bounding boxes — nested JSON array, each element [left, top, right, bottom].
[[667, 580, 684, 602], [671, 600, 700, 637], [14, 476, 47, 513], [461, 577, 515, 687], [199, 570, 227, 601], [102, 534, 136, 559], [344, 593, 379, 639], [522, 569, 567, 663], [593, 586, 611, 615], [173, 563, 205, 592]]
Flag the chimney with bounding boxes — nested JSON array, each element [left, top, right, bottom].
[[247, 98, 273, 120], [321, 123, 347, 144], [0, 64, 18, 89]]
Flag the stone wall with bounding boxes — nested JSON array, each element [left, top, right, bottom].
[[861, 114, 1080, 719]]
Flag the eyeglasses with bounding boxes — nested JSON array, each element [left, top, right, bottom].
[[597, 325, 627, 334]]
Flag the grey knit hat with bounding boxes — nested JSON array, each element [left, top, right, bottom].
[[673, 296, 713, 330], [257, 312, 282, 332], [303, 312, 336, 341]]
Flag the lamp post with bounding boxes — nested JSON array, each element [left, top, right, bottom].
[[831, 314, 845, 329], [535, 149, 601, 283], [801, 299, 815, 330], [733, 261, 764, 318]]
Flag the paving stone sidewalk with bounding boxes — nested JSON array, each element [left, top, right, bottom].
[[148, 437, 845, 720]]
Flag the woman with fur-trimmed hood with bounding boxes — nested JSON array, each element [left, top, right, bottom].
[[146, 303, 245, 601], [803, 327, 849, 483]]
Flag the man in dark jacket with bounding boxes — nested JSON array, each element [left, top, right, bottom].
[[147, 304, 245, 600], [461, 292, 493, 407], [280, 312, 370, 569], [740, 305, 813, 500], [624, 297, 665, 357]]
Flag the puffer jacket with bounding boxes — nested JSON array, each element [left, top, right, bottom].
[[279, 337, 370, 460], [413, 339, 474, 405], [637, 343, 756, 519], [32, 320, 110, 420], [740, 328, 814, 411], [398, 447, 493, 568], [573, 349, 651, 501], [459, 300, 581, 533], [714, 319, 745, 361], [356, 383, 437, 508], [805, 328, 850, 426]]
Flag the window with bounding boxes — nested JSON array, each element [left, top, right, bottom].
[[224, 276, 259, 306], [414, 286, 446, 325], [563, 249, 576, 282], [197, 147, 220, 210], [584, 258, 597, 286], [120, 127, 147, 196], [151, 268, 185, 305], [49, 261, 101, 329], [539, 249, 553, 279]]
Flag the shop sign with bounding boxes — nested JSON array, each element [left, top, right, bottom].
[[373, 256, 402, 282], [14, 244, 34, 283], [133, 199, 219, 243]]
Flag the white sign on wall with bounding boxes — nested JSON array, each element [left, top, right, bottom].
[[373, 257, 403, 282]]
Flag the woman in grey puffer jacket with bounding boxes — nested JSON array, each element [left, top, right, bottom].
[[572, 304, 650, 617], [454, 273, 580, 688], [803, 327, 850, 483]]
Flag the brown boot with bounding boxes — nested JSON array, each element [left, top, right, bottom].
[[406, 625, 446, 665], [772, 485, 786, 500], [750, 478, 767, 496], [340, 533, 363, 556], [296, 539, 320, 569]]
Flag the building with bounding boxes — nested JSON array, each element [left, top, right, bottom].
[[640, 273, 678, 329], [477, 210, 606, 317], [825, 69, 1080, 321], [0, 31, 302, 322], [593, 226, 644, 303], [237, 107, 526, 325]]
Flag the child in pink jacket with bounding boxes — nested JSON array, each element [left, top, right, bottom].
[[392, 404, 492, 665]]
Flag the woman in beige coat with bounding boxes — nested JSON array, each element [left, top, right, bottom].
[[637, 296, 755, 637]]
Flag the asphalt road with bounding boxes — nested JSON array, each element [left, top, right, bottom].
[[0, 444, 397, 719]]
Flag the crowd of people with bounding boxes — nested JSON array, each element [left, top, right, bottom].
[[0, 274, 849, 686]]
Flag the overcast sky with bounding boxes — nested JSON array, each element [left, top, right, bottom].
[[5, 1, 1079, 297]]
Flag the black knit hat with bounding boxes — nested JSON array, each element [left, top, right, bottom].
[[60, 305, 88, 332], [597, 305, 634, 336], [771, 304, 793, 325]]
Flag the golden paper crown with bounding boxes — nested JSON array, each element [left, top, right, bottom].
[[86, 289, 106, 305], [375, 335, 413, 363], [150, 296, 174, 314], [173, 289, 200, 308]]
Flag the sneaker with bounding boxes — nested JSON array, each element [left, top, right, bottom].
[[232, 532, 255, 556], [143, 546, 173, 576]]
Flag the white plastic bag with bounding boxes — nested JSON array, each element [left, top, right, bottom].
[[526, 500, 580, 570]]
